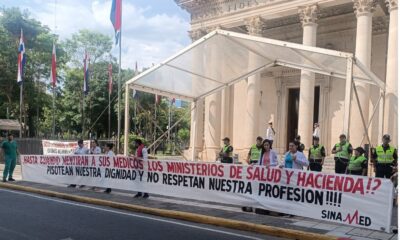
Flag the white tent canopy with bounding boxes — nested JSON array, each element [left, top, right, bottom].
[[124, 30, 385, 156]]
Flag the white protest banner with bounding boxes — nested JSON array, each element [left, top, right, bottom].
[[21, 155, 394, 232], [42, 140, 91, 155]]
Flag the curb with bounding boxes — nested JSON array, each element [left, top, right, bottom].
[[0, 182, 339, 240]]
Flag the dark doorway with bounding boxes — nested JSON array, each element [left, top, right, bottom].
[[286, 87, 320, 150], [286, 88, 300, 150], [313, 86, 320, 125]]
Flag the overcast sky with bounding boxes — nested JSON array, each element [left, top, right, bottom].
[[0, 0, 191, 70]]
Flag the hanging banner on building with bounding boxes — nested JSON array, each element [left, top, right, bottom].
[[42, 140, 91, 155], [21, 155, 394, 232]]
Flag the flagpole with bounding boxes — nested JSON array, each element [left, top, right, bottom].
[[117, 15, 122, 153], [52, 85, 55, 137], [19, 83, 23, 138], [108, 84, 111, 139]]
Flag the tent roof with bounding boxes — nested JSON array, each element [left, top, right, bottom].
[[126, 29, 384, 102], [0, 119, 25, 131]]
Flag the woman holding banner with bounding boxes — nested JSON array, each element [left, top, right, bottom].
[[258, 139, 278, 167]]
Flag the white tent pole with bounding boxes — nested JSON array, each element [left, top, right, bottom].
[[343, 57, 353, 137], [123, 84, 130, 155], [378, 89, 386, 141], [191, 101, 197, 161], [352, 80, 372, 147], [360, 93, 382, 144]]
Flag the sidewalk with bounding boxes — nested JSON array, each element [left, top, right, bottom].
[[2, 165, 398, 240]]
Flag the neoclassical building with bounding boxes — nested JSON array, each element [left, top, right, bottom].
[[175, 0, 397, 161]]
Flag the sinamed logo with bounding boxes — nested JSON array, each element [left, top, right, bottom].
[[321, 210, 371, 226]]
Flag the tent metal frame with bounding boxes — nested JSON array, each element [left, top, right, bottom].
[[124, 30, 386, 159]]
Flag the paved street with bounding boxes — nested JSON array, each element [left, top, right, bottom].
[[0, 188, 282, 240]]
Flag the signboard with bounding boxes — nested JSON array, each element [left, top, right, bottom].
[[21, 155, 394, 232], [42, 140, 91, 155]]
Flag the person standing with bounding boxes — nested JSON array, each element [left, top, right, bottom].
[[219, 137, 233, 163], [90, 139, 102, 154], [331, 134, 353, 174], [69, 139, 90, 188], [258, 139, 279, 167], [294, 135, 305, 153], [1, 133, 19, 182], [133, 139, 149, 198], [313, 123, 320, 138], [246, 136, 263, 165], [308, 136, 325, 172], [346, 147, 368, 176], [104, 143, 115, 193], [266, 122, 275, 148], [281, 142, 309, 170], [371, 134, 398, 178]]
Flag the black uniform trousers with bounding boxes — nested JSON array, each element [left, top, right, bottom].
[[308, 159, 323, 172], [334, 157, 349, 174], [375, 163, 393, 178]]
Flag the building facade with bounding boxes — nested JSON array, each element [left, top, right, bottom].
[[175, 0, 398, 161]]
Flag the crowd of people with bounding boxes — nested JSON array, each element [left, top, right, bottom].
[[218, 122, 398, 180]]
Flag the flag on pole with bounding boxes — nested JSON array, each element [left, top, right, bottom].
[[108, 63, 113, 94], [51, 43, 57, 87], [110, 0, 122, 45], [83, 51, 90, 95], [17, 29, 25, 84]]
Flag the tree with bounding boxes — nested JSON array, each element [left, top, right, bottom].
[[0, 7, 67, 137]]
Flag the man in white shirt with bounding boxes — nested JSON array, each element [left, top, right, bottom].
[[74, 139, 89, 155], [69, 139, 89, 188], [313, 123, 320, 138], [266, 122, 275, 147]]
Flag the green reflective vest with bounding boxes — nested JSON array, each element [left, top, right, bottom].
[[309, 144, 323, 160], [348, 155, 367, 171], [250, 144, 262, 161], [222, 145, 233, 157], [334, 142, 351, 159], [376, 145, 395, 164]]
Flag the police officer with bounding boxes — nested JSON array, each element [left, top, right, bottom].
[[246, 136, 263, 165], [331, 134, 353, 174], [347, 147, 368, 176], [219, 137, 233, 163], [372, 134, 398, 178], [308, 136, 325, 172]]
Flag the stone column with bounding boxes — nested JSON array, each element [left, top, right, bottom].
[[297, 5, 319, 148], [244, 16, 264, 148], [188, 29, 206, 160], [203, 27, 222, 160], [384, 0, 398, 145], [350, 0, 377, 144]]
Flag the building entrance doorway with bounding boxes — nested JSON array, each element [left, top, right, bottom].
[[286, 86, 320, 150]]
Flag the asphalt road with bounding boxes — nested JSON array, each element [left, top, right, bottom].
[[0, 189, 282, 240]]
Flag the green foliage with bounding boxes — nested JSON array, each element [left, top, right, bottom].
[[0, 6, 191, 153]]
